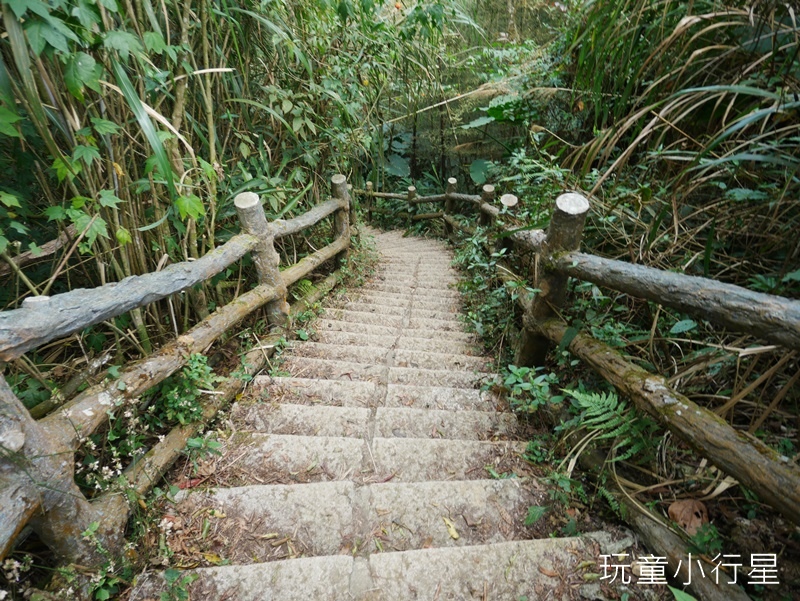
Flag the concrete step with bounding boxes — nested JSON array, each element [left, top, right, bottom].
[[360, 284, 460, 298], [341, 301, 407, 316], [374, 406, 517, 440], [408, 307, 462, 322], [280, 356, 388, 383], [407, 316, 467, 333], [220, 433, 365, 484], [167, 482, 358, 559], [132, 538, 592, 601], [393, 348, 491, 371], [396, 335, 481, 356], [317, 318, 397, 337], [231, 403, 370, 438], [365, 538, 591, 601], [287, 341, 391, 364], [386, 384, 500, 411], [363, 478, 540, 552], [395, 327, 475, 343], [371, 437, 527, 481], [313, 330, 397, 349], [174, 478, 540, 557], [255, 377, 380, 408], [352, 293, 460, 311], [388, 366, 491, 389], [321, 308, 405, 328]]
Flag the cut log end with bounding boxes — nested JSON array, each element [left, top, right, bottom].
[[22, 296, 51, 308], [331, 174, 347, 186], [234, 192, 260, 210], [555, 192, 590, 215], [500, 194, 518, 207]]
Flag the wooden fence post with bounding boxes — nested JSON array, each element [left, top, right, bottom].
[[234, 192, 289, 328], [515, 192, 590, 367], [480, 184, 495, 226], [331, 174, 351, 268], [444, 177, 457, 236], [365, 181, 373, 223], [0, 375, 117, 564]]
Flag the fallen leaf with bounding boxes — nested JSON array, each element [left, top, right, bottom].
[[538, 566, 559, 577], [201, 552, 224, 565], [668, 499, 708, 536], [442, 516, 460, 540], [178, 477, 204, 489]]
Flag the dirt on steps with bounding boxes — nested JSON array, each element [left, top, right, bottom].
[[130, 228, 644, 601]]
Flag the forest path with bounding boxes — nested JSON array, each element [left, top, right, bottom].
[[130, 228, 611, 600]]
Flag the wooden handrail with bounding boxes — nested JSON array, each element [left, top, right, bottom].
[[363, 178, 800, 530], [555, 251, 800, 351], [0, 234, 258, 362], [0, 175, 353, 565]]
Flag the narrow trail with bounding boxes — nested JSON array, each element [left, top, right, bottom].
[[132, 228, 610, 600]]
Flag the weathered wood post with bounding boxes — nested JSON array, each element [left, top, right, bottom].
[[480, 184, 495, 226], [365, 181, 373, 224], [331, 174, 351, 268], [515, 192, 590, 367], [406, 186, 416, 227], [234, 192, 289, 328], [0, 375, 116, 564], [444, 177, 457, 236]]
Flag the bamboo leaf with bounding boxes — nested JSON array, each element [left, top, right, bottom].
[[104, 31, 144, 61], [175, 194, 204, 220], [111, 59, 176, 200]]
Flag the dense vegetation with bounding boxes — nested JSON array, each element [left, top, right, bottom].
[[371, 2, 798, 599], [2, 0, 799, 598]]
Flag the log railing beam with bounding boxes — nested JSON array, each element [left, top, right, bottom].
[[538, 318, 800, 526], [0, 235, 258, 362], [554, 251, 800, 351]]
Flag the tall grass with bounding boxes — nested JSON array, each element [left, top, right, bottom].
[[562, 0, 799, 286]]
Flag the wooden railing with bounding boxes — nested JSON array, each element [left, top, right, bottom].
[[359, 179, 800, 522], [0, 175, 353, 565]]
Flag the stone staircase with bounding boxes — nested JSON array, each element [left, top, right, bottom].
[[131, 229, 605, 600]]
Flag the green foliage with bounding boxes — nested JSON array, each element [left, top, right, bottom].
[[160, 568, 198, 601], [688, 523, 723, 556], [524, 505, 548, 527], [183, 435, 223, 473], [500, 365, 563, 413], [561, 388, 658, 463], [668, 587, 699, 601], [157, 354, 222, 426], [452, 227, 530, 357], [523, 438, 552, 464]]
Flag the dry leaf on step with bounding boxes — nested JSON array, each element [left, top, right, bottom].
[[442, 516, 460, 540], [668, 499, 708, 535]]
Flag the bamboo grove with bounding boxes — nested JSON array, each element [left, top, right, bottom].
[[0, 0, 452, 366]]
